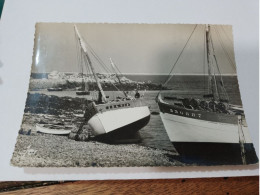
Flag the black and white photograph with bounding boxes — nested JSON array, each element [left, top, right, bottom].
[[11, 23, 258, 167]]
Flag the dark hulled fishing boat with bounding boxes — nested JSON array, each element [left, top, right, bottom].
[[157, 25, 258, 165], [47, 87, 63, 91], [76, 79, 90, 96]]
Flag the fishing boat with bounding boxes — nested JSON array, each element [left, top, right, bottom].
[[156, 25, 258, 165], [73, 25, 150, 138], [36, 124, 72, 135], [76, 68, 90, 95], [76, 79, 90, 95], [47, 87, 63, 91]]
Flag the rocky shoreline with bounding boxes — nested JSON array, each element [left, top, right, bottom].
[[29, 71, 169, 91], [24, 93, 87, 115]]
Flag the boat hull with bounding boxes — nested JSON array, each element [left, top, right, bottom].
[[94, 115, 150, 143], [160, 112, 252, 143], [47, 88, 63, 91], [88, 106, 150, 137], [76, 91, 90, 95], [158, 96, 258, 165], [36, 124, 71, 135]]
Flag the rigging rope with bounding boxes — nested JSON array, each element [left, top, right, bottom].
[[202, 25, 207, 96], [208, 31, 221, 100], [162, 24, 198, 87], [82, 38, 126, 95], [214, 27, 236, 71], [83, 38, 112, 73], [221, 25, 234, 46], [75, 32, 82, 77], [87, 52, 123, 94], [210, 27, 230, 102], [109, 58, 129, 97], [111, 60, 124, 77], [74, 31, 88, 108], [75, 33, 126, 97]]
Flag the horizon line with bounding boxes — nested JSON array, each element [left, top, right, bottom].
[[31, 71, 237, 76]]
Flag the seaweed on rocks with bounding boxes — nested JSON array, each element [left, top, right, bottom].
[[24, 93, 88, 115]]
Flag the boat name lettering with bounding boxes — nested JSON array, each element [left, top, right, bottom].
[[169, 109, 201, 118], [106, 103, 131, 110]]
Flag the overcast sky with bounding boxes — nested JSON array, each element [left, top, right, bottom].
[[32, 23, 236, 74]]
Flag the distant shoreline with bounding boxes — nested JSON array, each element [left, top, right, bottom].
[[31, 72, 238, 76]]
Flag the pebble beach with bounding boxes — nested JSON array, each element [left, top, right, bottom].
[[11, 91, 184, 167], [11, 134, 183, 167]]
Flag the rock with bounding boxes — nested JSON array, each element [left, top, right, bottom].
[[18, 129, 24, 135], [70, 128, 78, 133], [26, 129, 31, 135], [48, 71, 67, 80], [78, 134, 88, 141], [68, 132, 77, 140], [18, 128, 32, 135], [39, 120, 48, 124]]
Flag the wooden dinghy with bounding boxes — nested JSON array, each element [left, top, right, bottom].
[[36, 124, 72, 135]]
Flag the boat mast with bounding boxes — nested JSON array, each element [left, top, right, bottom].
[[210, 26, 230, 103], [205, 25, 219, 101], [109, 58, 128, 98], [81, 62, 85, 90], [74, 25, 107, 103], [81, 52, 84, 90]]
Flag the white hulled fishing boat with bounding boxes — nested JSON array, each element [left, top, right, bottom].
[[157, 25, 258, 165], [74, 25, 150, 139]]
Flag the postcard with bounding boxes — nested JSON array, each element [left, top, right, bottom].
[[10, 23, 258, 167]]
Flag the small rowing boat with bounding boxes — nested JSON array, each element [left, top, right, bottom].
[[36, 124, 72, 135]]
